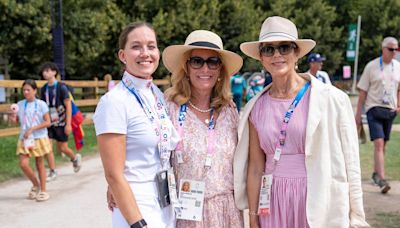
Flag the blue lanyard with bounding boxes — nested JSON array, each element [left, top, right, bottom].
[[177, 103, 216, 167], [121, 75, 172, 169], [45, 81, 58, 106], [379, 56, 394, 83], [121, 79, 145, 108], [23, 99, 38, 129], [178, 104, 215, 130], [274, 82, 310, 162]]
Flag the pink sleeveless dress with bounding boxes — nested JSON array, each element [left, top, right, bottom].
[[250, 89, 310, 228]]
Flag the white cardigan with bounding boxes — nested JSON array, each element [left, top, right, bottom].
[[233, 73, 369, 228]]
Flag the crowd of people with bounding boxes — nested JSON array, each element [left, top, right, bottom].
[[9, 13, 399, 228]]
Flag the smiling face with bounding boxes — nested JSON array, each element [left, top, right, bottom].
[[118, 26, 160, 79], [187, 49, 222, 95], [260, 42, 298, 78]]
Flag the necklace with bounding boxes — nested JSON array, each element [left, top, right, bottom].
[[188, 100, 212, 113]]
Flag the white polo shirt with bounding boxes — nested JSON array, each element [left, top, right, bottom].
[[358, 57, 400, 112], [94, 72, 179, 183]]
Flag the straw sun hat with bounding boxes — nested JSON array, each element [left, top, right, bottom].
[[162, 30, 243, 77], [240, 16, 316, 60]]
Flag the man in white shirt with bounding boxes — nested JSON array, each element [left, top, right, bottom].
[[306, 53, 332, 85], [355, 37, 400, 194]]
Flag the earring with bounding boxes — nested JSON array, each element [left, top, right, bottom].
[[217, 78, 221, 82], [123, 61, 126, 65], [295, 62, 298, 71]]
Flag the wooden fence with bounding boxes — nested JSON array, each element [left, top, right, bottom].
[[0, 77, 170, 137]]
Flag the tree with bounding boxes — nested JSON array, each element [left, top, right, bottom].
[[0, 0, 52, 79], [0, 0, 126, 80]]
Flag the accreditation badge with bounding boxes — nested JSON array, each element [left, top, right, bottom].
[[258, 174, 273, 215], [49, 107, 59, 123], [176, 179, 205, 221], [382, 90, 391, 105], [167, 168, 180, 212], [23, 136, 35, 150]]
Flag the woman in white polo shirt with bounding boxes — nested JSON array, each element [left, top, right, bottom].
[[94, 22, 179, 228]]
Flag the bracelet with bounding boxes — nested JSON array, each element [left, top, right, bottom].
[[248, 210, 259, 216], [130, 219, 147, 228]]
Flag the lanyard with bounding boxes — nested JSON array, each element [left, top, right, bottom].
[[45, 81, 58, 106], [273, 82, 310, 162], [23, 99, 38, 130], [121, 75, 171, 169], [177, 103, 216, 168], [379, 56, 394, 86]]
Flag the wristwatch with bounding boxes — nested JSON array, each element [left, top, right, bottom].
[[130, 219, 147, 228]]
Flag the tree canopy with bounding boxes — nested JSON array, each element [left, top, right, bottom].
[[0, 0, 399, 80]]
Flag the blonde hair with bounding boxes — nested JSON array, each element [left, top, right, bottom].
[[164, 50, 232, 113]]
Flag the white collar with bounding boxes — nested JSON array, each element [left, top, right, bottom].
[[123, 71, 153, 91]]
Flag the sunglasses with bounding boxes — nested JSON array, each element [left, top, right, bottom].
[[187, 56, 222, 70], [385, 47, 397, 52], [259, 43, 297, 57]]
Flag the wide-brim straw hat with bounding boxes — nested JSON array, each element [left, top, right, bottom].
[[162, 30, 243, 77], [240, 16, 316, 60]]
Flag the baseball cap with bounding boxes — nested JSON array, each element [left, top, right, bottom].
[[307, 53, 326, 63]]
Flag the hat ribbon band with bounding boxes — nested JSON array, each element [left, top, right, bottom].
[[188, 41, 221, 49], [259, 32, 297, 41]]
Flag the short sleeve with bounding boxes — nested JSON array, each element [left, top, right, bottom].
[[60, 84, 70, 100], [93, 94, 127, 135], [357, 63, 371, 92], [242, 77, 247, 88], [39, 100, 49, 116]]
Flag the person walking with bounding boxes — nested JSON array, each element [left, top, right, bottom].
[[355, 36, 400, 194], [234, 16, 369, 227], [230, 72, 246, 112], [10, 79, 51, 201], [94, 22, 180, 228], [163, 30, 244, 227], [306, 53, 332, 85], [39, 62, 82, 182]]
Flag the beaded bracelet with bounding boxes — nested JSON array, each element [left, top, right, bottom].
[[248, 210, 259, 216]]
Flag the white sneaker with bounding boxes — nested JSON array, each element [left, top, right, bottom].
[[46, 170, 57, 182], [72, 154, 82, 173]]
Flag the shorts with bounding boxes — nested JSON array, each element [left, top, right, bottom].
[[48, 126, 69, 142], [366, 107, 397, 141], [16, 137, 51, 157]]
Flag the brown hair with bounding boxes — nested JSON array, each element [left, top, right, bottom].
[[22, 79, 38, 90], [118, 22, 156, 50]]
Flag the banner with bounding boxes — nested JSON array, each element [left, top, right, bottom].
[[347, 24, 357, 62]]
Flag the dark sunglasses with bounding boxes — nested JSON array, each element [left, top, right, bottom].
[[385, 47, 397, 52], [187, 56, 222, 70], [259, 43, 297, 57]]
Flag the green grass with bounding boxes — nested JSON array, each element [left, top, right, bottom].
[[374, 212, 400, 228], [393, 114, 400, 124], [359, 131, 400, 180], [0, 124, 98, 182]]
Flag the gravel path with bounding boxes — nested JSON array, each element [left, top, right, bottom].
[[0, 154, 399, 227]]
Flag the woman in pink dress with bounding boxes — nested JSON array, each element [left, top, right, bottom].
[[163, 30, 244, 227], [234, 16, 369, 228]]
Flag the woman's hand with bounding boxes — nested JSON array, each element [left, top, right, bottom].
[[23, 128, 33, 139], [107, 185, 117, 211]]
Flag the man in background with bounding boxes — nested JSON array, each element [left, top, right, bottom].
[[230, 72, 246, 112], [306, 53, 332, 85], [355, 37, 400, 194]]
